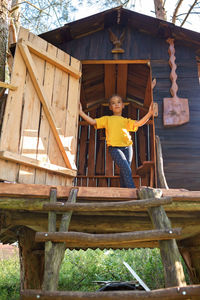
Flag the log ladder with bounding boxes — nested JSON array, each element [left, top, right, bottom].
[[21, 187, 200, 299]]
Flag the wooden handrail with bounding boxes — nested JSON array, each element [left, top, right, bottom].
[[43, 197, 172, 212], [35, 228, 182, 244]]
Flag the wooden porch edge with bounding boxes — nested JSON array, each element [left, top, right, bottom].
[[0, 182, 200, 201]]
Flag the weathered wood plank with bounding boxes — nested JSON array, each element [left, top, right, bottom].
[[18, 43, 76, 171], [34, 39, 58, 185], [0, 28, 29, 182], [63, 54, 81, 175], [2, 182, 200, 201], [18, 31, 48, 184], [0, 151, 76, 177], [20, 285, 200, 300], [23, 39, 81, 79]]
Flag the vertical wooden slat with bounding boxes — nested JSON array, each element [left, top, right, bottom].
[[0, 28, 29, 182], [64, 55, 81, 185], [96, 106, 107, 187], [77, 124, 88, 186], [117, 64, 128, 99], [96, 138, 107, 187], [130, 103, 137, 176], [87, 110, 96, 186], [104, 64, 116, 99], [18, 32, 48, 184], [44, 48, 70, 186]]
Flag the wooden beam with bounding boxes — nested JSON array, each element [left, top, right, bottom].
[[20, 285, 200, 300], [35, 228, 182, 245], [0, 81, 17, 91], [19, 40, 81, 79], [82, 60, 150, 64], [0, 151, 76, 177], [18, 43, 76, 170]]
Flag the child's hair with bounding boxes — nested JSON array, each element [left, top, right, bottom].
[[109, 94, 123, 103]]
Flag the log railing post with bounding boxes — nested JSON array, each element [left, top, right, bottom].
[[138, 187, 186, 287], [42, 188, 78, 291]]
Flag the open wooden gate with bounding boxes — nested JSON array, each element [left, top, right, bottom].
[[0, 27, 81, 186]]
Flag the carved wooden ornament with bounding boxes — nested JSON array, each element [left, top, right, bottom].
[[163, 38, 189, 127], [108, 28, 125, 53]]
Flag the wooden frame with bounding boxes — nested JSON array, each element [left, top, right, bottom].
[[78, 60, 156, 188]]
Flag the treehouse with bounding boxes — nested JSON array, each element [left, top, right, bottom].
[[0, 6, 200, 299]]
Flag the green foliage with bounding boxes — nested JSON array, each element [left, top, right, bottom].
[[0, 255, 20, 300], [59, 248, 165, 291], [0, 247, 190, 298]]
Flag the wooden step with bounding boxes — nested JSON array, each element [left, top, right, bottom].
[[35, 228, 181, 248], [43, 196, 172, 212], [20, 284, 200, 300]]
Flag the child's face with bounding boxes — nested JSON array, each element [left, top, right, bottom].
[[109, 96, 124, 115]]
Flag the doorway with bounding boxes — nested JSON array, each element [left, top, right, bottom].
[[76, 61, 156, 188]]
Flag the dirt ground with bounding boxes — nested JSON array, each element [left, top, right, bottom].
[[0, 243, 19, 260]]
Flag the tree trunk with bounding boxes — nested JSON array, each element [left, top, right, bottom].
[[154, 0, 167, 21], [0, 0, 11, 82]]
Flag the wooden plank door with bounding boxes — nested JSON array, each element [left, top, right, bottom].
[[0, 27, 81, 186]]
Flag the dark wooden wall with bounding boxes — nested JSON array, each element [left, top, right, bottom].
[[59, 25, 200, 190], [152, 45, 200, 190]]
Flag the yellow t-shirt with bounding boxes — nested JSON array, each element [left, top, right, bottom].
[[95, 115, 138, 147]]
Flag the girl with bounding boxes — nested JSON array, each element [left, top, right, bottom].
[[79, 95, 153, 188]]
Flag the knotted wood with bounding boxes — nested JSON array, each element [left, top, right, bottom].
[[138, 187, 186, 287]]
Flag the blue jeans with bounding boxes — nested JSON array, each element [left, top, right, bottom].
[[108, 146, 135, 188]]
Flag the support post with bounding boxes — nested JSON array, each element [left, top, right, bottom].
[[42, 188, 78, 291], [138, 187, 186, 287], [18, 227, 44, 290]]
